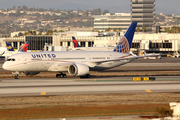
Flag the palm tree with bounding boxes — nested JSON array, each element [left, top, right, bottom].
[[105, 27, 111, 32], [136, 27, 140, 33], [142, 26, 147, 32], [177, 27, 180, 33], [95, 29, 99, 32], [53, 29, 57, 32], [59, 30, 64, 32], [46, 30, 53, 35], [32, 31, 36, 35], [24, 32, 28, 36], [38, 32, 42, 35], [118, 27, 122, 32], [164, 27, 168, 32], [113, 28, 117, 32]]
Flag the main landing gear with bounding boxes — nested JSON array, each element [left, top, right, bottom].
[[80, 74, 90, 78], [56, 72, 67, 78]]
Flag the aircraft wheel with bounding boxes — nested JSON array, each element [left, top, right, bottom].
[[80, 76, 83, 79], [56, 74, 60, 78], [80, 74, 90, 79], [86, 74, 90, 78], [60, 74, 64, 78], [63, 74, 67, 78], [14, 75, 19, 79]]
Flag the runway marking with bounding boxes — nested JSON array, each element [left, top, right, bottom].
[[145, 89, 152, 92], [133, 77, 141, 81], [143, 77, 149, 81], [41, 92, 46, 95]]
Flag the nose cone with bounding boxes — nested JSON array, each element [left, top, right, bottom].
[[2, 62, 10, 71]]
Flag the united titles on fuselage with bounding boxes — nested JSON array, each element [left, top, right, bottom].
[[31, 54, 56, 58]]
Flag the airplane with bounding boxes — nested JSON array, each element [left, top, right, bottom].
[[0, 48, 7, 57], [0, 42, 16, 57], [0, 42, 17, 58], [72, 36, 81, 48], [2, 41, 29, 59], [71, 36, 114, 51], [71, 36, 138, 57], [6, 42, 15, 51], [2, 22, 158, 79]]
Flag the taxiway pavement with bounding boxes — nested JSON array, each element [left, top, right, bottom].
[[0, 76, 180, 97]]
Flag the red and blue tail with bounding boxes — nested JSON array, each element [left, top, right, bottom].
[[6, 42, 15, 51], [18, 41, 29, 52], [72, 36, 81, 48], [113, 22, 137, 53]]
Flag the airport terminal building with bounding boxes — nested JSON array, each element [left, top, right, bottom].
[[1, 32, 180, 56]]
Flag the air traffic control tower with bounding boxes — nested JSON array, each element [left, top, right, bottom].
[[131, 0, 155, 32]]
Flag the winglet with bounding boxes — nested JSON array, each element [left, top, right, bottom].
[[72, 36, 81, 48], [113, 22, 137, 53], [6, 42, 15, 51], [18, 41, 29, 52]]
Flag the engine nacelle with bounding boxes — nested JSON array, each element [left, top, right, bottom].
[[21, 72, 40, 75], [68, 63, 89, 76]]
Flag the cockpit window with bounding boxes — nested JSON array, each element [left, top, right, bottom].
[[7, 59, 11, 61], [7, 58, 16, 61]]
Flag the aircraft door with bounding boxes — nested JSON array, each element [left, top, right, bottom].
[[87, 55, 91, 60]]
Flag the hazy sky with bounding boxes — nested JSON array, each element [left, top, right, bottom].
[[0, 0, 180, 14]]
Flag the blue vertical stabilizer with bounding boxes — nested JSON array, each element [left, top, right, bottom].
[[6, 42, 15, 51], [113, 22, 137, 53]]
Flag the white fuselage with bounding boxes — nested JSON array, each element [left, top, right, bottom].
[[70, 47, 114, 51], [0, 47, 7, 56], [3, 51, 134, 72]]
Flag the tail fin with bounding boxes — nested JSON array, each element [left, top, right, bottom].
[[18, 41, 29, 52], [113, 22, 137, 53], [6, 42, 15, 51], [72, 36, 81, 48]]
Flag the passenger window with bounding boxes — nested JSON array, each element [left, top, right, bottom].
[[12, 59, 15, 61]]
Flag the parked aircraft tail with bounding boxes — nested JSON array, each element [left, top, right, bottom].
[[72, 36, 81, 48], [18, 41, 29, 52], [6, 42, 15, 51], [113, 22, 137, 53]]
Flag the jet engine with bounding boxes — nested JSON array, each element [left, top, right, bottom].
[[68, 63, 89, 76], [21, 72, 40, 75]]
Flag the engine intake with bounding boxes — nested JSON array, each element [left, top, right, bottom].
[[68, 63, 89, 76]]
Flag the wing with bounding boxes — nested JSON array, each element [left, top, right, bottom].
[[56, 54, 160, 68], [84, 54, 160, 67]]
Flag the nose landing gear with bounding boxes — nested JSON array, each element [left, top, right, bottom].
[[14, 74, 19, 79], [12, 72, 20, 79]]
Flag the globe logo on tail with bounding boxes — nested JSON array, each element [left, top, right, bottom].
[[114, 36, 129, 53]]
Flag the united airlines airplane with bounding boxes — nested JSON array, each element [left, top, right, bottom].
[[2, 22, 157, 79]]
